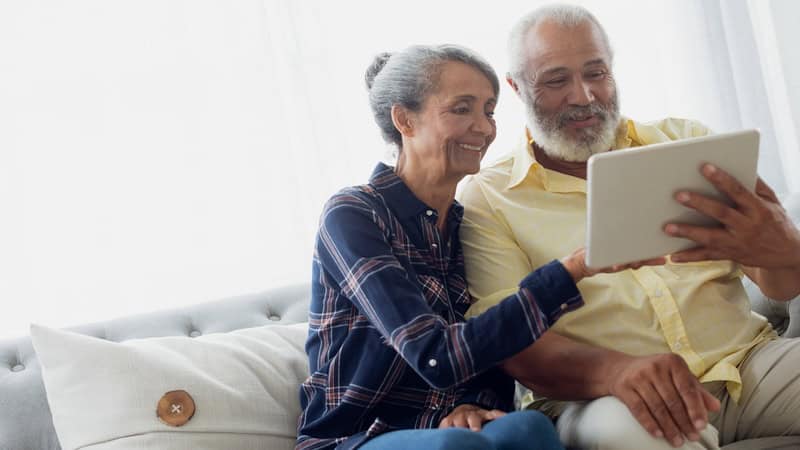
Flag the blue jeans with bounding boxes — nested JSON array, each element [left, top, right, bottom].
[[358, 410, 564, 450]]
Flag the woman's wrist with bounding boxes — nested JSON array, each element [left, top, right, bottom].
[[560, 254, 587, 283]]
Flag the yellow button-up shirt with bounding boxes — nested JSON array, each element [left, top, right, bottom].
[[460, 117, 775, 403]]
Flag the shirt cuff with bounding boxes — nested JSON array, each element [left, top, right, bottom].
[[452, 389, 512, 414], [519, 260, 583, 325]]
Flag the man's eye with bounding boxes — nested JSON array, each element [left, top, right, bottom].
[[587, 71, 606, 79], [453, 106, 470, 114], [546, 78, 567, 86], [485, 111, 495, 119]]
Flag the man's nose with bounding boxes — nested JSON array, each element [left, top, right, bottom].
[[568, 80, 595, 106]]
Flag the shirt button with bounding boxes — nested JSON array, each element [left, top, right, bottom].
[[157, 390, 196, 427], [426, 210, 434, 217], [428, 358, 438, 367], [674, 342, 683, 350], [653, 289, 663, 298], [431, 243, 438, 249], [560, 303, 568, 311]]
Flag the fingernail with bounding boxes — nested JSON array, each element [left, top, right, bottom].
[[677, 192, 690, 203], [654, 430, 663, 438], [694, 419, 706, 430], [704, 164, 717, 174], [665, 224, 678, 234], [672, 437, 684, 447], [689, 432, 700, 441]]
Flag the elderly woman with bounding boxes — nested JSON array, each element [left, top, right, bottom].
[[296, 45, 652, 450]]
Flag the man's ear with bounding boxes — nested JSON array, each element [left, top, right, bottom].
[[391, 104, 415, 137], [506, 74, 521, 96]]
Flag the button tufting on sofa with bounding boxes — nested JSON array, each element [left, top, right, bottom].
[[188, 330, 202, 338], [0, 282, 312, 450], [11, 363, 25, 372]]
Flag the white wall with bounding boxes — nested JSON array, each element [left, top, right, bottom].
[[748, 0, 800, 192], [1, 0, 798, 339], [771, 0, 800, 155]]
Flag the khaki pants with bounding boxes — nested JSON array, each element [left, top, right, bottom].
[[554, 338, 800, 450]]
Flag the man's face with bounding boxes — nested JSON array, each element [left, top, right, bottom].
[[518, 20, 620, 162]]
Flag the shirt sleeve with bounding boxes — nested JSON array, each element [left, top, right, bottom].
[[315, 192, 582, 391], [458, 176, 543, 318], [451, 367, 514, 413]]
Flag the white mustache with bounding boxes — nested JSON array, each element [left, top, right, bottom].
[[558, 104, 608, 125]]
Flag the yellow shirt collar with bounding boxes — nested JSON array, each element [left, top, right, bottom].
[[506, 118, 640, 193]]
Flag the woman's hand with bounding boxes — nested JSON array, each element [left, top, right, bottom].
[[560, 247, 666, 283], [438, 404, 506, 431]]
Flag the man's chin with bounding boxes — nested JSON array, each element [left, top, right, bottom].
[[538, 135, 611, 163], [534, 119, 620, 163]]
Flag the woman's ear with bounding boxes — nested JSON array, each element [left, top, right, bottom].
[[391, 104, 415, 137]]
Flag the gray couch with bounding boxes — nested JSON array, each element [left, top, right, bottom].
[[2, 195, 799, 450], [0, 284, 310, 450]]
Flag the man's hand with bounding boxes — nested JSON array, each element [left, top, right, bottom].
[[560, 247, 667, 283], [438, 404, 505, 431], [608, 353, 720, 448], [665, 164, 800, 269]]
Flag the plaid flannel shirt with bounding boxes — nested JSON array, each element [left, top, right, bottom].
[[296, 163, 582, 449]]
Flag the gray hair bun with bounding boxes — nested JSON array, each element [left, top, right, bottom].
[[364, 52, 393, 90]]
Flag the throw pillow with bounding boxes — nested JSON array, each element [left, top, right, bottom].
[[31, 322, 309, 450]]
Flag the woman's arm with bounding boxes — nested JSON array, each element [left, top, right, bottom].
[[315, 192, 582, 390]]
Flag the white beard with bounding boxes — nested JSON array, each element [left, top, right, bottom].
[[523, 90, 622, 163]]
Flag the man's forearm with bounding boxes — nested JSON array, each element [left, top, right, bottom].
[[746, 265, 800, 301], [501, 330, 633, 400]]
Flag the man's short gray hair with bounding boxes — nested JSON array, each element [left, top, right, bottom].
[[365, 44, 499, 149], [507, 4, 613, 83]]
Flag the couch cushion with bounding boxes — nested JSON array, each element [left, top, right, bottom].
[[31, 322, 308, 450]]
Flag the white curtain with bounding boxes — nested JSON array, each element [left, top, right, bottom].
[[1, 0, 796, 338]]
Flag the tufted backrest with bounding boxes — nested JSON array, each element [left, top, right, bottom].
[[0, 283, 310, 450]]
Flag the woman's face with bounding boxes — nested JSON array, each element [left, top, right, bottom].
[[405, 61, 497, 179]]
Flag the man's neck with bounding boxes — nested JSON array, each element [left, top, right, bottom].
[[532, 143, 588, 180]]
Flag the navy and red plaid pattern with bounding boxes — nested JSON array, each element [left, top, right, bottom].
[[296, 163, 583, 450]]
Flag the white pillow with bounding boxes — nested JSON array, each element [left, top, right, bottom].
[[31, 322, 309, 450]]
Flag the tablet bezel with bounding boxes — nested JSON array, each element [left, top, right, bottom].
[[585, 129, 760, 268]]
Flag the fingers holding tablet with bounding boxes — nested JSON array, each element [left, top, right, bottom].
[[561, 247, 666, 282], [666, 165, 800, 270]]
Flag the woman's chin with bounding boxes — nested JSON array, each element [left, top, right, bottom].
[[465, 164, 481, 175], [453, 163, 481, 178]]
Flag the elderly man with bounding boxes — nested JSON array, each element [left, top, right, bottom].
[[459, 4, 800, 450]]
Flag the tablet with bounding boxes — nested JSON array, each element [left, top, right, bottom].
[[585, 129, 760, 268]]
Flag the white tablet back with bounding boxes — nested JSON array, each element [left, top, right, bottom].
[[585, 129, 759, 268]]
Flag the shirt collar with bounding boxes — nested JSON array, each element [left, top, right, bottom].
[[506, 118, 636, 193], [369, 162, 464, 222]]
